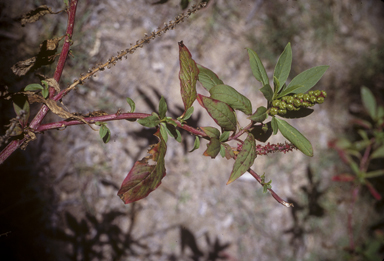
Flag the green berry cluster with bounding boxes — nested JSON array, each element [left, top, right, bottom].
[[269, 90, 327, 116]]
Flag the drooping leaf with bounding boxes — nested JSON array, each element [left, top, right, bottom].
[[220, 143, 236, 159], [20, 5, 55, 26], [126, 97, 136, 112], [200, 126, 220, 138], [196, 64, 224, 91], [227, 133, 257, 184], [159, 123, 168, 143], [371, 145, 384, 159], [219, 131, 231, 142], [159, 96, 167, 119], [287, 65, 329, 94], [271, 116, 278, 135], [361, 86, 377, 120], [275, 118, 313, 156], [190, 136, 200, 152], [117, 129, 167, 204], [246, 48, 269, 86], [137, 113, 160, 128], [42, 88, 49, 98], [178, 41, 199, 113], [203, 138, 221, 158], [249, 106, 268, 123], [24, 83, 44, 91], [197, 95, 237, 131], [260, 84, 274, 102], [165, 123, 182, 143], [278, 108, 314, 119], [276, 84, 303, 98], [274, 42, 292, 92], [99, 124, 111, 144], [12, 94, 30, 127], [209, 84, 252, 115]]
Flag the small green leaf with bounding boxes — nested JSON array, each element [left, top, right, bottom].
[[137, 113, 160, 128], [271, 116, 278, 135], [190, 136, 200, 152], [287, 65, 329, 94], [249, 106, 268, 123], [260, 84, 274, 102], [64, 0, 69, 7], [274, 42, 292, 92], [361, 86, 377, 120], [198, 95, 237, 132], [203, 138, 221, 158], [197, 64, 224, 91], [126, 97, 136, 113], [165, 118, 178, 127], [220, 143, 235, 159], [42, 88, 49, 98], [180, 106, 194, 121], [227, 133, 257, 184], [219, 131, 231, 142], [220, 144, 226, 158], [12, 94, 30, 127], [276, 84, 304, 98], [273, 76, 280, 94], [160, 123, 168, 143], [165, 123, 182, 143], [159, 96, 167, 119], [275, 118, 313, 156], [364, 169, 384, 178], [247, 48, 269, 86], [41, 80, 48, 89], [99, 125, 111, 143], [201, 126, 220, 138], [370, 145, 384, 159], [209, 84, 252, 115], [24, 83, 44, 91]]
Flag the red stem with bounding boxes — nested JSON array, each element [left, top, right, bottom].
[[0, 0, 79, 164]]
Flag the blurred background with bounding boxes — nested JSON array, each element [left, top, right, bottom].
[[0, 0, 383, 260]]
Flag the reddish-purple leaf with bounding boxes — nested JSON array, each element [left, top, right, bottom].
[[117, 129, 167, 204], [178, 41, 199, 115]]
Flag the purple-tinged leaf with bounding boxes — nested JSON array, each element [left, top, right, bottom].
[[227, 133, 257, 184], [178, 41, 199, 114], [203, 138, 221, 158], [197, 94, 237, 132], [117, 129, 167, 204], [221, 143, 235, 160]]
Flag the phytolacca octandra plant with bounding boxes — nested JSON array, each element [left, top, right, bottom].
[[117, 42, 328, 207]]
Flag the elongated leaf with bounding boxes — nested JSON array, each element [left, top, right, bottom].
[[179, 41, 198, 112], [361, 86, 377, 120], [117, 129, 167, 204], [201, 126, 220, 138], [137, 113, 160, 128], [12, 94, 30, 127], [227, 133, 257, 184], [276, 84, 303, 98], [159, 96, 167, 119], [197, 64, 224, 91], [165, 123, 182, 143], [364, 169, 384, 178], [159, 123, 168, 143], [210, 84, 252, 115], [197, 95, 237, 131], [24, 83, 43, 91], [249, 106, 268, 123], [274, 42, 292, 92], [219, 131, 231, 142], [370, 145, 384, 159], [203, 138, 221, 158], [126, 97, 136, 112], [271, 116, 278, 135], [190, 136, 200, 152], [180, 106, 194, 121], [288, 65, 329, 94], [247, 48, 269, 86], [260, 84, 274, 102], [275, 118, 313, 156]]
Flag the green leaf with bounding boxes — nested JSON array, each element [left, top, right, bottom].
[[275, 118, 313, 156], [273, 76, 280, 94], [42, 88, 49, 98], [41, 80, 48, 89], [247, 48, 269, 86], [219, 131, 231, 142], [271, 116, 278, 135], [165, 123, 182, 143], [159, 123, 168, 143], [200, 126, 220, 138], [209, 84, 252, 115], [227, 133, 257, 184], [178, 41, 198, 113], [12, 94, 30, 127], [220, 144, 226, 158], [24, 83, 44, 91], [361, 86, 377, 120], [197, 64, 224, 91], [288, 65, 329, 94], [198, 95, 237, 132], [159, 96, 167, 119], [137, 113, 160, 128], [117, 130, 167, 204], [203, 138, 221, 158], [274, 42, 292, 92], [190, 136, 200, 152], [364, 169, 384, 179], [260, 84, 274, 102], [99, 125, 111, 143], [370, 145, 384, 159], [126, 97, 136, 113], [276, 84, 304, 99], [180, 106, 194, 121], [220, 143, 235, 159], [249, 106, 268, 123]]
